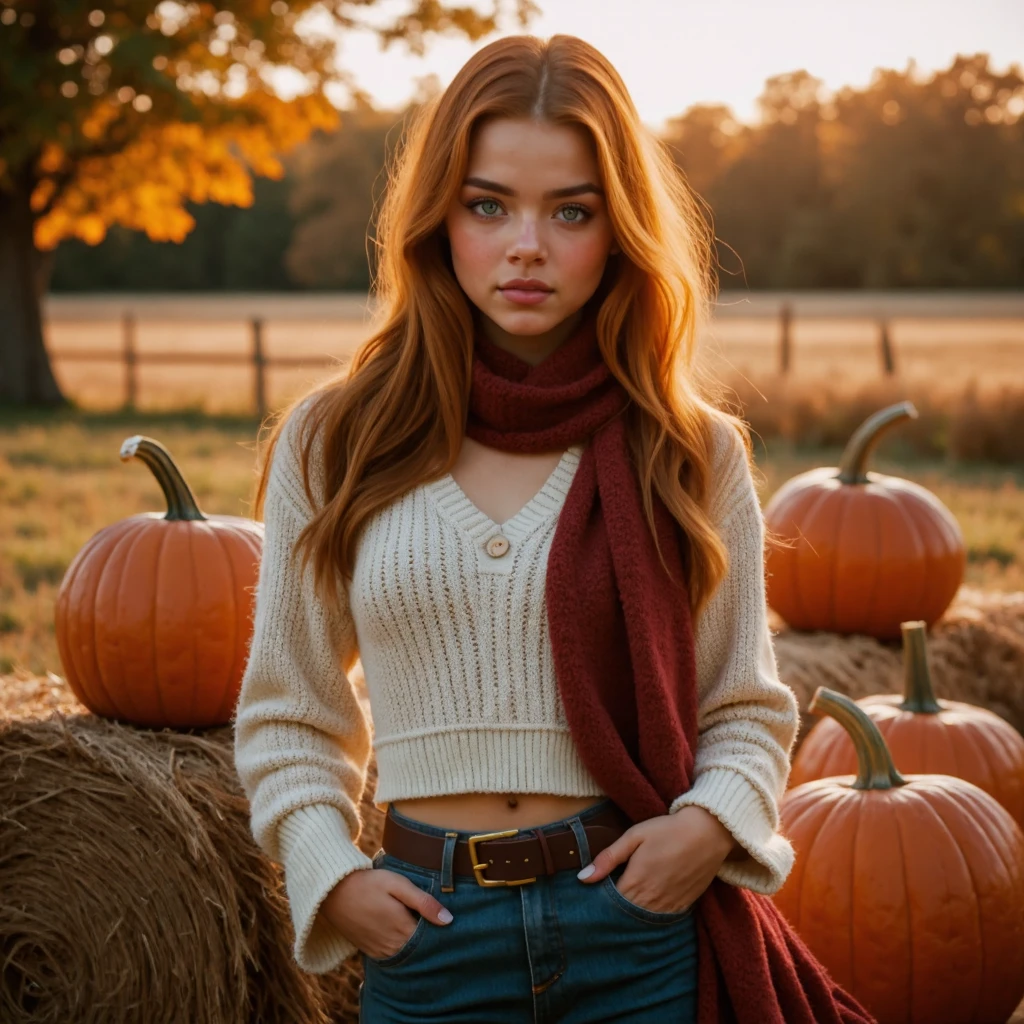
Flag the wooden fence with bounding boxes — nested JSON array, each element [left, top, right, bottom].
[[50, 314, 350, 418], [48, 302, 903, 418], [45, 290, 1024, 417]]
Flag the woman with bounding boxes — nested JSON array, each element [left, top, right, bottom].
[[233, 34, 872, 1024]]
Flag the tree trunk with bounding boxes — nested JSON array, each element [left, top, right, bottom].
[[0, 170, 67, 406]]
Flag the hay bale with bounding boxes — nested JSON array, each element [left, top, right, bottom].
[[0, 712, 383, 1024], [775, 586, 1024, 749]]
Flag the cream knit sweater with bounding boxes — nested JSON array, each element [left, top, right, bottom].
[[233, 398, 800, 974]]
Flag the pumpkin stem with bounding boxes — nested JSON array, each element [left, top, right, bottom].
[[120, 436, 207, 522], [899, 620, 942, 714], [837, 401, 918, 484], [808, 687, 907, 790]]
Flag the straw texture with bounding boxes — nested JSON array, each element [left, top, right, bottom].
[[0, 712, 382, 1024]]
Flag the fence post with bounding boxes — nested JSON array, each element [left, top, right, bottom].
[[779, 302, 792, 374], [252, 318, 266, 419], [879, 319, 896, 376], [123, 312, 137, 409]]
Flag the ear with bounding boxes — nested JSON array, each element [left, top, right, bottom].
[[609, 241, 620, 255]]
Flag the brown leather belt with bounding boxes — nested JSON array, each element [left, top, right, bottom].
[[381, 804, 631, 888]]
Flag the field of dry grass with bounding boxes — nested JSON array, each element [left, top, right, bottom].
[[2, 293, 1020, 680], [1, 403, 1021, 680]]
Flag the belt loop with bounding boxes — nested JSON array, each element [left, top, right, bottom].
[[531, 828, 557, 876], [567, 816, 592, 868], [440, 831, 458, 893]]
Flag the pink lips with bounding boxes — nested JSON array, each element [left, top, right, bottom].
[[500, 279, 553, 306]]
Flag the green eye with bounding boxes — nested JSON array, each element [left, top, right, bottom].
[[475, 199, 501, 216], [558, 204, 589, 223]]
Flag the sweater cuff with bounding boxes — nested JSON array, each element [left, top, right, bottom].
[[278, 804, 375, 973], [669, 767, 794, 895]]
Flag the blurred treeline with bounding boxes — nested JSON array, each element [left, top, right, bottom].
[[51, 53, 1024, 292]]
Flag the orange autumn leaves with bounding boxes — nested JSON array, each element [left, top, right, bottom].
[[8, 0, 531, 253], [32, 93, 338, 249]]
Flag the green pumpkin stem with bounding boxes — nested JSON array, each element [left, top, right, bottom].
[[899, 620, 942, 714], [837, 401, 919, 484], [808, 687, 907, 790], [120, 436, 207, 522]]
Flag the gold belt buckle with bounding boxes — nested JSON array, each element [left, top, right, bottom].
[[467, 829, 538, 887]]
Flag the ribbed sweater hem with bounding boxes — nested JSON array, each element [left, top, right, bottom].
[[278, 803, 374, 974], [372, 726, 606, 805]]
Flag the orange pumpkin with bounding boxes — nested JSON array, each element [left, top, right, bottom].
[[55, 435, 263, 728], [790, 621, 1024, 829], [764, 402, 965, 639], [776, 687, 1024, 1024]]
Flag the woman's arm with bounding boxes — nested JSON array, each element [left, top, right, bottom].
[[667, 418, 800, 894], [233, 402, 375, 972]]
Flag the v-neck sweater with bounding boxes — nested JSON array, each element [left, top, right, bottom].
[[233, 398, 800, 974], [357, 443, 595, 805]]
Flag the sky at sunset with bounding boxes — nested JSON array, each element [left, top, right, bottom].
[[324, 0, 1024, 129]]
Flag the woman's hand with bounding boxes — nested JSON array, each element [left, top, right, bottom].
[[318, 867, 453, 960], [577, 806, 738, 913]]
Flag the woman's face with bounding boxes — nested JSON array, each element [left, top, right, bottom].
[[444, 117, 618, 355]]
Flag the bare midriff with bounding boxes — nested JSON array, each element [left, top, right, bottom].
[[389, 793, 606, 832]]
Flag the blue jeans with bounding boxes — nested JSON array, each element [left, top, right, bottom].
[[358, 798, 699, 1023]]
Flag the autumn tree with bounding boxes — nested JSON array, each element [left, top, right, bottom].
[[0, 0, 535, 405], [665, 54, 1024, 289], [812, 54, 1024, 287]]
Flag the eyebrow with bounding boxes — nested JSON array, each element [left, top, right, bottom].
[[462, 176, 604, 200]]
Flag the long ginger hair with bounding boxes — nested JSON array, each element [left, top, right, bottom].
[[253, 33, 750, 621]]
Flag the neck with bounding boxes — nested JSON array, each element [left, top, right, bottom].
[[477, 308, 586, 367]]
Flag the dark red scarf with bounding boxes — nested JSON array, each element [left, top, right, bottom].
[[466, 314, 874, 1024]]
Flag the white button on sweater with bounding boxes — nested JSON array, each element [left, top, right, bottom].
[[233, 397, 800, 974]]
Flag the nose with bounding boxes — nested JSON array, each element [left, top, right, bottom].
[[506, 216, 545, 266]]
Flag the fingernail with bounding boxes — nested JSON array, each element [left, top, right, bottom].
[[577, 864, 595, 880], [438, 908, 453, 924]]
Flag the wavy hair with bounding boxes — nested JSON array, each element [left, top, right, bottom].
[[253, 33, 750, 621]]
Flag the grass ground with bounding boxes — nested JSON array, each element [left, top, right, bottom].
[[2, 406, 1021, 678]]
